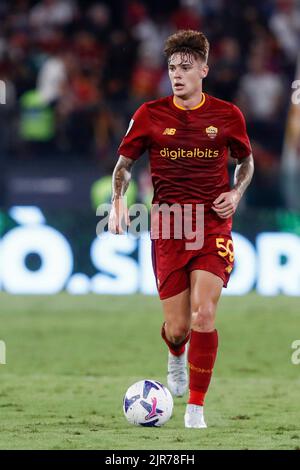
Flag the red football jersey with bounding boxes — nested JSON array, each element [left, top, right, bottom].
[[118, 93, 252, 234]]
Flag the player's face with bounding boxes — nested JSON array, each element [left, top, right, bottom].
[[168, 52, 208, 99]]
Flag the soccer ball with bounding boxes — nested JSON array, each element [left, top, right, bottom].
[[123, 379, 173, 427]]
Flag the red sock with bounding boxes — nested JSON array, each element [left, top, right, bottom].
[[161, 323, 190, 357], [188, 329, 218, 406]]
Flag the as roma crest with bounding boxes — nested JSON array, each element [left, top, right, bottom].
[[205, 125, 218, 139]]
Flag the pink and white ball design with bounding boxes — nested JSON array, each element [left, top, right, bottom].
[[123, 379, 173, 427]]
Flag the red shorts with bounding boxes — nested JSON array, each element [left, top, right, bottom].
[[151, 234, 234, 300]]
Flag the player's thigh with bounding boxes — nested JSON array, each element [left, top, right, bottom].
[[161, 287, 191, 334], [190, 269, 223, 321]]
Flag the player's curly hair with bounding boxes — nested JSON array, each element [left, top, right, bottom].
[[164, 30, 209, 63]]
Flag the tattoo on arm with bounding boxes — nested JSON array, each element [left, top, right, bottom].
[[233, 153, 254, 198], [111, 156, 135, 202]]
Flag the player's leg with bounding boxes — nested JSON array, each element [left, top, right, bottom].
[[151, 238, 192, 396], [162, 286, 191, 348], [184, 269, 223, 428], [161, 286, 191, 397]]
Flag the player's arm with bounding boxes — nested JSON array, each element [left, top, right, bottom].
[[233, 153, 254, 199], [109, 103, 150, 232], [108, 155, 135, 234], [212, 153, 254, 219]]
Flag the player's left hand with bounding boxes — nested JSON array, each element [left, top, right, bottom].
[[212, 189, 241, 219]]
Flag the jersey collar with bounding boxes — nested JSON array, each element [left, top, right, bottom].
[[172, 92, 206, 111]]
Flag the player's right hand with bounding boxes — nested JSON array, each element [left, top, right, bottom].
[[108, 198, 130, 234]]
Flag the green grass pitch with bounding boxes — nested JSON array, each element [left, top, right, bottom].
[[0, 293, 299, 450]]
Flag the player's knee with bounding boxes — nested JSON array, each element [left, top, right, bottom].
[[192, 303, 216, 331], [168, 324, 189, 345]]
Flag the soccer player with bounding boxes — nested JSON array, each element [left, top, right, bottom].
[[108, 30, 254, 428]]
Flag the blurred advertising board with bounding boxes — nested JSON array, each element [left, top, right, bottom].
[[0, 206, 299, 296]]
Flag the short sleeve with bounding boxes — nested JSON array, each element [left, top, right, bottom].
[[117, 104, 150, 160], [227, 104, 252, 160]]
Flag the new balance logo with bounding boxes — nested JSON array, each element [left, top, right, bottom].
[[163, 128, 176, 135]]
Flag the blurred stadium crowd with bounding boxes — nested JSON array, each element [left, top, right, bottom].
[[0, 0, 299, 208]]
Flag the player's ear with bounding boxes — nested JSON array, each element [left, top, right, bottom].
[[200, 64, 209, 79]]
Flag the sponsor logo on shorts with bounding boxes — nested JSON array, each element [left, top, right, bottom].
[[160, 147, 219, 160]]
